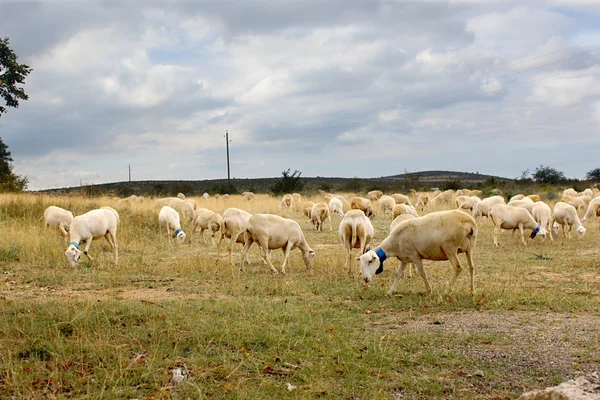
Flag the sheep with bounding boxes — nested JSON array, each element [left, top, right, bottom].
[[177, 193, 186, 200], [553, 202, 587, 239], [217, 208, 253, 265], [510, 194, 525, 201], [302, 201, 315, 221], [240, 214, 315, 274], [202, 193, 209, 200], [562, 195, 586, 212], [328, 197, 344, 219], [154, 197, 195, 221], [116, 195, 141, 209], [339, 210, 374, 273], [526, 194, 541, 202], [185, 199, 199, 210], [579, 188, 593, 197], [531, 202, 557, 241], [325, 194, 349, 208], [277, 194, 294, 210], [350, 197, 376, 218], [582, 197, 600, 223], [471, 195, 505, 222], [506, 199, 535, 215], [158, 206, 186, 243], [391, 193, 412, 206], [366, 190, 383, 201], [192, 208, 222, 245], [44, 206, 73, 238], [392, 204, 419, 219], [378, 195, 396, 218], [311, 202, 332, 232], [415, 193, 430, 210], [490, 188, 503, 195], [429, 190, 454, 205], [578, 195, 592, 205], [241, 192, 256, 201], [65, 207, 119, 267], [489, 204, 547, 246], [563, 188, 578, 198], [390, 214, 416, 231], [292, 193, 302, 204], [359, 210, 477, 296], [456, 195, 481, 212]]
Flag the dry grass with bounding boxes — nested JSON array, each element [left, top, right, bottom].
[[0, 192, 599, 399]]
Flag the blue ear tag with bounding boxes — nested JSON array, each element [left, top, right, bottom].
[[175, 229, 182, 236], [70, 241, 79, 250], [530, 226, 540, 239], [374, 247, 386, 274]]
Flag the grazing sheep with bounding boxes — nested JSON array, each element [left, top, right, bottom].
[[415, 193, 430, 210], [367, 190, 383, 201], [350, 197, 376, 218], [562, 195, 586, 212], [456, 195, 481, 212], [472, 195, 505, 222], [579, 188, 593, 197], [292, 193, 302, 204], [277, 194, 294, 210], [378, 195, 396, 218], [241, 192, 256, 201], [65, 208, 119, 267], [302, 201, 315, 221], [311, 202, 332, 232], [582, 197, 600, 223], [392, 204, 419, 219], [359, 210, 477, 296], [526, 194, 541, 202], [563, 188, 578, 198], [202, 193, 209, 200], [578, 195, 592, 205], [429, 190, 454, 205], [159, 206, 186, 243], [177, 193, 186, 200], [44, 206, 73, 238], [155, 197, 195, 221], [391, 194, 411, 206], [328, 197, 344, 219], [116, 195, 141, 209], [553, 202, 587, 239], [192, 208, 222, 245], [507, 199, 535, 215], [510, 194, 525, 201], [490, 188, 503, 195], [339, 210, 374, 273], [489, 205, 547, 246], [217, 208, 253, 265], [531, 202, 557, 241], [240, 214, 315, 273]]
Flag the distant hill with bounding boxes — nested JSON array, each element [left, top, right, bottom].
[[36, 170, 512, 196]]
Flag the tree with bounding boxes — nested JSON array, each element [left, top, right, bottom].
[[1, 37, 32, 117], [532, 165, 565, 184], [0, 137, 27, 192], [585, 168, 600, 181], [271, 169, 304, 195]]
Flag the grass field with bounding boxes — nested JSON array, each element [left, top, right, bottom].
[[0, 193, 598, 399]]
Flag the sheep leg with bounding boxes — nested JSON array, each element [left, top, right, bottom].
[[518, 224, 526, 246], [59, 226, 68, 239], [548, 220, 554, 241], [105, 231, 118, 265], [445, 251, 463, 296], [280, 243, 293, 274], [228, 232, 241, 265], [493, 222, 503, 246], [465, 250, 476, 295], [261, 241, 279, 274], [216, 233, 224, 261], [83, 239, 94, 263], [344, 246, 352, 274], [386, 261, 409, 295], [239, 235, 253, 272], [404, 262, 413, 278], [413, 258, 433, 293], [328, 214, 333, 231], [200, 228, 207, 244]]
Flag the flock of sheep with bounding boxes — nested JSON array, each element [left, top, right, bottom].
[[42, 186, 600, 297]]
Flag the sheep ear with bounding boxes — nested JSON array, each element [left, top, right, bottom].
[[356, 254, 362, 260]]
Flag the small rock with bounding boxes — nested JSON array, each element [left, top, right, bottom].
[[518, 372, 600, 399], [170, 366, 189, 383], [474, 370, 485, 377], [286, 383, 297, 391]]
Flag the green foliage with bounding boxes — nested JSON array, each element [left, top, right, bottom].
[[271, 169, 305, 195], [343, 177, 362, 192], [585, 168, 600, 181], [170, 182, 193, 196], [211, 183, 238, 194], [441, 179, 461, 191], [0, 243, 20, 261], [0, 37, 32, 117], [533, 165, 565, 184], [318, 182, 332, 192], [0, 137, 27, 192]]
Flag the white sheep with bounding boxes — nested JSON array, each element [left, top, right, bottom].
[[328, 197, 344, 219], [350, 197, 376, 218], [177, 193, 186, 200], [366, 190, 383, 201], [562, 195, 586, 212], [339, 210, 374, 273], [579, 188, 593, 197], [429, 190, 454, 205], [44, 206, 73, 238], [456, 195, 481, 212], [489, 204, 547, 246], [311, 202, 332, 232], [510, 194, 525, 201], [241, 192, 256, 201], [531, 202, 557, 241], [277, 194, 294, 210], [302, 201, 315, 221], [506, 199, 535, 215], [240, 214, 315, 273], [202, 193, 209, 200], [392, 204, 419, 219], [553, 202, 587, 239], [563, 188, 578, 198], [158, 206, 186, 243], [582, 197, 600, 223], [192, 208, 222, 245], [472, 195, 505, 222], [359, 210, 477, 296], [154, 197, 194, 221], [378, 195, 396, 218], [391, 193, 412, 206], [390, 214, 417, 278], [217, 207, 253, 265], [415, 193, 430, 210], [65, 207, 119, 267]]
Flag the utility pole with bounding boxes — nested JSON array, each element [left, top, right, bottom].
[[224, 130, 231, 187], [128, 164, 131, 182]]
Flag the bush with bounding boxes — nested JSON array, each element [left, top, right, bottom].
[[442, 179, 461, 191], [271, 169, 305, 195], [343, 178, 362, 192]]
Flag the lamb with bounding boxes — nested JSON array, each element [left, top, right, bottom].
[[277, 194, 294, 210], [359, 210, 477, 296], [471, 195, 505, 222], [378, 195, 396, 218], [582, 197, 600, 223], [350, 197, 376, 218], [240, 214, 315, 274], [311, 202, 332, 232], [65, 207, 119, 267], [328, 197, 344, 219], [392, 204, 419, 219], [217, 208, 253, 265], [531, 202, 557, 241], [158, 206, 186, 243], [192, 208, 222, 245], [553, 202, 587, 239], [456, 195, 481, 212], [366, 190, 383, 201], [339, 210, 374, 273], [44, 206, 73, 238], [489, 204, 547, 246], [415, 193, 430, 210], [562, 195, 586, 212], [391, 194, 411, 206]]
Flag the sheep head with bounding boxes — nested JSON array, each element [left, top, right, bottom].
[[65, 243, 82, 267]]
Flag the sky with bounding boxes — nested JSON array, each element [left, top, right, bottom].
[[1, 0, 600, 190]]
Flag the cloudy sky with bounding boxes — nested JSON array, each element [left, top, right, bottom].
[[1, 0, 600, 190]]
